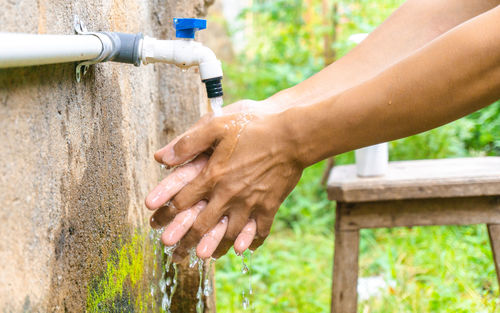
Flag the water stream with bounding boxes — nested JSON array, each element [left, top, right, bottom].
[[155, 96, 260, 312], [209, 97, 224, 117], [240, 251, 253, 310], [159, 243, 178, 313]]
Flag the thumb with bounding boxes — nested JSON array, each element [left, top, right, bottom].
[[162, 119, 221, 167], [154, 114, 212, 164]]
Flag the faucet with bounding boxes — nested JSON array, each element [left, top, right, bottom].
[[140, 18, 223, 99]]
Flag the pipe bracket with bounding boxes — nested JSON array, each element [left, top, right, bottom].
[[73, 15, 114, 82]]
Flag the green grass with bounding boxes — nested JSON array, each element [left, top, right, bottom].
[[215, 150, 499, 312], [211, 0, 500, 310]]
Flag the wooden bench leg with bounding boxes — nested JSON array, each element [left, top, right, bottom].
[[331, 228, 359, 313], [487, 224, 500, 289]]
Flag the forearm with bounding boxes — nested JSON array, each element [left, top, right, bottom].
[[268, 0, 499, 111], [286, 5, 500, 167]]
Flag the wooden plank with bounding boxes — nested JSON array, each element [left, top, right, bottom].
[[487, 224, 500, 290], [332, 204, 359, 313], [337, 196, 500, 230], [328, 157, 500, 202]]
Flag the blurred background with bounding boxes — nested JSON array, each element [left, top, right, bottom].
[[201, 1, 500, 312]]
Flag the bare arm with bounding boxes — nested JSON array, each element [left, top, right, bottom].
[[291, 5, 500, 166], [148, 3, 500, 260], [268, 0, 499, 111]]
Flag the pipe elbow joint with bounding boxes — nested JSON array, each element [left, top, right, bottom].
[[141, 37, 222, 80], [196, 45, 223, 81]]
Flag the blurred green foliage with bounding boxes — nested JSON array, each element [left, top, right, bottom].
[[214, 0, 500, 312]]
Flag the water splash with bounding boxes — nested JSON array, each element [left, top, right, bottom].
[[196, 259, 205, 313], [203, 258, 215, 297], [240, 251, 254, 310], [209, 96, 223, 117], [160, 243, 178, 313], [189, 247, 199, 268], [149, 228, 164, 311]]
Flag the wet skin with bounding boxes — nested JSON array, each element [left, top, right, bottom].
[[146, 153, 257, 258], [149, 107, 303, 260], [146, 2, 500, 260]]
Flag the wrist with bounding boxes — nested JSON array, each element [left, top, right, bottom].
[[277, 93, 347, 168]]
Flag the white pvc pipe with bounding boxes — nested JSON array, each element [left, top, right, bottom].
[[141, 36, 223, 80], [0, 33, 103, 68]]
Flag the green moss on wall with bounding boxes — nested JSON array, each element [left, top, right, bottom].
[[86, 232, 159, 312]]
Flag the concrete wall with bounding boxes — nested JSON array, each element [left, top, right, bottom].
[[0, 0, 214, 311]]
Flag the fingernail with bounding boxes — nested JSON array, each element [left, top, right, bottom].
[[150, 217, 159, 229], [162, 228, 179, 246], [146, 187, 164, 209], [236, 240, 246, 253], [197, 243, 209, 258], [162, 147, 176, 165]]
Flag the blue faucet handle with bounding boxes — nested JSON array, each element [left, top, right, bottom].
[[173, 18, 207, 39]]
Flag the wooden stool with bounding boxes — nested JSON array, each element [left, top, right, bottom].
[[327, 157, 500, 313]]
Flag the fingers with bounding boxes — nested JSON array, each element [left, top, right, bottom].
[[161, 200, 206, 246], [172, 195, 226, 261], [170, 135, 235, 211], [196, 216, 229, 259], [249, 214, 274, 251], [161, 119, 222, 168], [145, 155, 208, 210], [234, 219, 257, 255], [210, 208, 249, 258], [154, 114, 212, 164]]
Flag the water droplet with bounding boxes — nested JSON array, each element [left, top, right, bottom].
[[196, 258, 205, 313], [242, 295, 250, 310], [203, 278, 213, 297], [240, 252, 254, 310], [159, 278, 167, 293], [161, 294, 169, 311], [189, 247, 198, 268], [241, 258, 249, 274]]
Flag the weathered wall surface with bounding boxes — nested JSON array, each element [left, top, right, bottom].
[[0, 0, 214, 312]]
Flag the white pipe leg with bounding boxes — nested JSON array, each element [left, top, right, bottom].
[[0, 33, 103, 68]]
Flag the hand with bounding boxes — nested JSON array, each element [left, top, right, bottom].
[[145, 153, 257, 257], [146, 101, 270, 259], [153, 100, 304, 260]]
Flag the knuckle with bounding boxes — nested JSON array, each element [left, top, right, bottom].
[[174, 136, 190, 155], [242, 197, 255, 210], [203, 166, 223, 186], [170, 197, 182, 211]]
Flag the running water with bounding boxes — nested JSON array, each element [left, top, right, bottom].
[[196, 259, 205, 313], [203, 258, 215, 297], [209, 96, 224, 117], [160, 244, 178, 313], [150, 229, 162, 311], [240, 250, 254, 310]]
